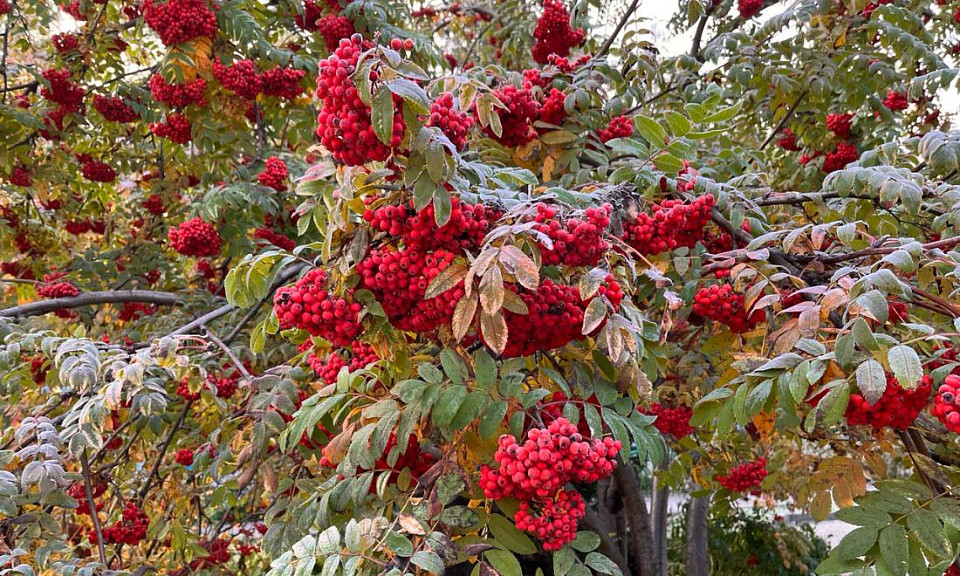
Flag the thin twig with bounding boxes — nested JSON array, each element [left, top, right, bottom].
[[597, 0, 641, 58], [204, 328, 252, 380], [759, 89, 808, 150], [80, 450, 108, 566], [138, 402, 192, 500]]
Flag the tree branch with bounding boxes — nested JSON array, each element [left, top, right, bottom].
[[759, 89, 808, 151], [597, 0, 641, 58], [80, 449, 108, 566], [689, 4, 717, 61], [138, 401, 191, 500], [0, 290, 184, 318], [612, 459, 658, 576]]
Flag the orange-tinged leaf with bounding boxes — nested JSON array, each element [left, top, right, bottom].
[[582, 297, 607, 335], [425, 262, 467, 299], [480, 310, 508, 355], [479, 264, 504, 314], [452, 293, 478, 342]]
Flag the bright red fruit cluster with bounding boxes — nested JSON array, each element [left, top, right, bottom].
[[479, 418, 620, 549], [826, 113, 853, 138], [533, 204, 610, 267], [143, 194, 165, 216], [118, 302, 156, 322], [317, 15, 355, 51], [253, 227, 296, 251], [149, 74, 207, 108], [142, 0, 218, 46], [176, 377, 201, 401], [37, 274, 80, 299], [175, 448, 195, 466], [693, 283, 765, 333], [716, 458, 767, 493], [212, 59, 262, 100], [641, 403, 695, 440], [52, 33, 79, 53], [93, 95, 140, 122], [363, 196, 498, 253], [9, 165, 31, 186], [428, 92, 474, 150], [932, 375, 960, 433], [622, 194, 715, 256], [845, 374, 932, 430], [597, 115, 634, 143], [257, 156, 289, 191], [168, 217, 222, 257], [77, 155, 116, 182], [883, 90, 909, 111], [776, 129, 800, 151], [315, 36, 405, 165], [738, 0, 762, 18], [538, 88, 567, 127], [273, 268, 364, 347], [822, 141, 858, 173], [480, 85, 541, 147], [151, 113, 192, 143], [209, 373, 238, 398], [307, 341, 379, 384], [41, 69, 85, 110], [68, 480, 106, 515], [531, 0, 585, 64], [320, 433, 434, 487], [260, 65, 306, 99], [92, 502, 149, 545]]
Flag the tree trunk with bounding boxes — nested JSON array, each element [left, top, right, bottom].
[[685, 495, 710, 576], [651, 455, 670, 576], [612, 460, 658, 576]]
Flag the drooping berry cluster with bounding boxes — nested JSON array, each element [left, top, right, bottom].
[[175, 448, 195, 466], [479, 85, 540, 147], [888, 301, 908, 322], [295, 0, 323, 29], [317, 15, 355, 51], [427, 92, 474, 150], [479, 418, 620, 549], [826, 113, 853, 138], [597, 115, 634, 142], [168, 217, 222, 257], [693, 283, 765, 333], [273, 268, 364, 347], [882, 90, 909, 111], [10, 165, 31, 186], [531, 0, 585, 64], [363, 196, 499, 253], [261, 65, 306, 99], [738, 0, 762, 18], [538, 88, 567, 127], [306, 341, 379, 384], [92, 502, 149, 545], [77, 155, 117, 182], [716, 458, 767, 493], [208, 373, 239, 398], [932, 375, 960, 433], [143, 194, 165, 216], [65, 218, 106, 235], [176, 377, 202, 401], [149, 73, 207, 108], [150, 113, 192, 143], [532, 204, 610, 267], [253, 227, 296, 251], [142, 0, 218, 46], [621, 194, 715, 256], [93, 95, 140, 122], [52, 33, 80, 53], [118, 302, 156, 321], [68, 480, 106, 515], [845, 374, 931, 430], [315, 36, 404, 165], [212, 59, 262, 100], [641, 403, 695, 440], [822, 141, 858, 173], [776, 128, 800, 151], [257, 156, 289, 191], [41, 69, 85, 110]]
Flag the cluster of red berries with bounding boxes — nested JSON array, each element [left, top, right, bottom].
[[175, 448, 196, 466], [532, 204, 610, 267], [822, 141, 858, 173], [52, 33, 80, 53], [257, 156, 289, 191], [703, 220, 751, 255], [118, 302, 156, 322], [143, 194, 165, 216], [479, 418, 620, 549], [826, 113, 853, 138], [168, 217, 221, 257], [149, 73, 207, 108], [209, 373, 239, 398], [295, 0, 324, 29], [693, 283, 766, 333], [253, 227, 296, 251], [597, 115, 634, 143], [68, 480, 106, 515], [93, 95, 140, 122], [539, 88, 567, 127], [887, 301, 908, 322], [273, 268, 364, 347], [0, 0, 10, 15], [142, 0, 218, 46], [65, 218, 106, 235], [41, 69, 85, 110], [738, 0, 762, 18], [364, 196, 498, 253], [92, 502, 149, 546], [176, 377, 202, 401], [776, 128, 800, 151], [427, 92, 474, 150], [37, 273, 80, 299], [357, 247, 462, 333], [641, 403, 695, 440], [716, 458, 767, 493], [306, 341, 379, 384], [883, 90, 909, 111], [10, 166, 31, 186], [150, 113, 192, 143], [261, 65, 306, 99], [76, 155, 116, 183], [480, 85, 541, 147], [845, 374, 931, 430], [932, 375, 960, 433], [315, 36, 404, 165], [317, 15, 355, 51], [621, 194, 716, 256], [212, 58, 262, 100], [531, 0, 585, 64]]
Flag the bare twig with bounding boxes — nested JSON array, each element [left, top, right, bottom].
[[689, 4, 717, 61], [0, 290, 184, 318], [80, 450, 108, 566], [204, 328, 252, 380], [759, 89, 808, 150], [138, 401, 192, 500], [597, 0, 641, 58]]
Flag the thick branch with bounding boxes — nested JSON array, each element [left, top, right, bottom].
[[689, 4, 717, 61], [80, 450, 108, 566], [597, 0, 641, 58], [815, 235, 960, 265], [0, 290, 184, 318], [613, 459, 657, 576], [581, 505, 632, 576], [138, 401, 191, 500]]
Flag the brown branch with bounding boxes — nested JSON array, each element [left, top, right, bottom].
[[759, 89, 808, 150], [581, 505, 633, 576], [612, 459, 658, 576], [815, 235, 960, 265], [80, 449, 108, 566], [138, 401, 191, 500], [597, 0, 641, 58], [689, 4, 717, 61], [911, 286, 960, 318], [0, 290, 184, 318], [204, 328, 252, 380]]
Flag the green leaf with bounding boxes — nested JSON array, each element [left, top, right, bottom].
[[489, 514, 537, 555], [570, 532, 601, 553], [702, 101, 742, 123], [410, 550, 445, 574], [479, 400, 508, 439], [887, 345, 922, 389], [439, 349, 468, 386], [907, 508, 950, 558], [833, 526, 879, 561], [485, 549, 522, 576], [663, 111, 691, 137], [652, 153, 685, 173], [433, 187, 452, 227], [878, 524, 908, 576], [855, 359, 887, 405], [473, 349, 497, 390], [431, 385, 467, 429], [554, 547, 576, 576], [633, 115, 666, 149], [584, 552, 622, 576], [371, 86, 395, 146], [834, 506, 892, 527]]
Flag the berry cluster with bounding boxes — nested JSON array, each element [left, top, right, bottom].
[[693, 284, 765, 333], [363, 196, 498, 253], [776, 128, 800, 151], [716, 458, 767, 493], [822, 141, 858, 173], [93, 95, 140, 122], [320, 432, 434, 488], [532, 204, 610, 267], [77, 155, 116, 182], [273, 268, 364, 347], [212, 58, 262, 100], [932, 375, 960, 433], [143, 194, 165, 216], [93, 502, 149, 546], [52, 33, 80, 53], [41, 69, 85, 110], [10, 165, 31, 186], [175, 448, 195, 466], [538, 88, 567, 127], [738, 0, 762, 18], [150, 113, 192, 143], [149, 73, 207, 108], [68, 480, 106, 515], [176, 377, 202, 401], [480, 85, 540, 147], [295, 0, 323, 29], [306, 341, 379, 384], [888, 301, 908, 322], [883, 90, 909, 111], [261, 65, 306, 100], [253, 227, 296, 251], [257, 156, 289, 191], [142, 0, 218, 46], [65, 218, 106, 235], [531, 0, 585, 64], [168, 217, 222, 257], [317, 15, 355, 51], [597, 115, 634, 143], [356, 247, 462, 333], [209, 373, 239, 398], [826, 113, 853, 138], [37, 273, 80, 299], [118, 302, 156, 321], [479, 418, 620, 549], [315, 36, 404, 165], [427, 92, 474, 150], [845, 374, 931, 430], [641, 403, 695, 440], [621, 194, 716, 256]]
